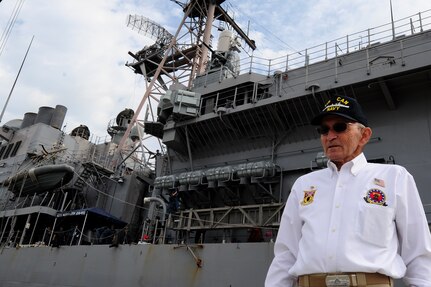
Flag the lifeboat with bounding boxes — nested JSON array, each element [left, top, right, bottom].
[[2, 164, 74, 195]]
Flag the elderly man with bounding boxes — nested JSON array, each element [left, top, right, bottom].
[[265, 95, 431, 287]]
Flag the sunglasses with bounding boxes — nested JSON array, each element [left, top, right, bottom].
[[317, 122, 355, 135]]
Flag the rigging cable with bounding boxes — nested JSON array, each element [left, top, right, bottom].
[[225, 1, 300, 55], [0, 35, 34, 124], [0, 0, 26, 58]]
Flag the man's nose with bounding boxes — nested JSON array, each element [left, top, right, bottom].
[[326, 129, 338, 140]]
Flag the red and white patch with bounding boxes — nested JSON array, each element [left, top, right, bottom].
[[364, 189, 387, 206]]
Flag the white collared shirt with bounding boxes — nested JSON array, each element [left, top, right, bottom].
[[265, 153, 431, 287]]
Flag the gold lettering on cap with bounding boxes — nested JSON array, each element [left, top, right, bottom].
[[326, 106, 340, 111], [336, 97, 349, 106]]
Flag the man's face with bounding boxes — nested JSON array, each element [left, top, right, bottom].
[[319, 116, 371, 168]]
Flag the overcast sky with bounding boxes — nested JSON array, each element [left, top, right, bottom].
[[0, 0, 430, 140]]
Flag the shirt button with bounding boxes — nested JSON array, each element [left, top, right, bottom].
[[335, 204, 340, 208], [329, 256, 333, 260], [331, 228, 336, 232]]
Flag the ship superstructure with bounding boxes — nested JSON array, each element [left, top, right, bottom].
[[0, 1, 430, 286]]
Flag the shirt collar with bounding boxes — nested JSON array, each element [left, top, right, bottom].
[[327, 153, 367, 176]]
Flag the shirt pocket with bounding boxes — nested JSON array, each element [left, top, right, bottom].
[[356, 203, 395, 248]]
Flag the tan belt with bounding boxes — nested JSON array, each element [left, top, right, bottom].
[[298, 273, 392, 287]]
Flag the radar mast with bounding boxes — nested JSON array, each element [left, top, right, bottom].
[[114, 0, 255, 171]]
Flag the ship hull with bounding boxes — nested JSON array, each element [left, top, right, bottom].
[[0, 243, 274, 287], [0, 243, 407, 287]]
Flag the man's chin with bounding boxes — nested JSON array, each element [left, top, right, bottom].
[[326, 154, 342, 163]]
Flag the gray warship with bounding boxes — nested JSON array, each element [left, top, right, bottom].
[[0, 0, 430, 286]]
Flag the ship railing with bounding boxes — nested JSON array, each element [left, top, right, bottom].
[[60, 145, 114, 171], [198, 80, 275, 116], [88, 134, 110, 145], [235, 9, 431, 77], [88, 146, 114, 169], [195, 9, 431, 115]]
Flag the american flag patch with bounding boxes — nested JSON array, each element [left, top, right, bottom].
[[374, 178, 385, 187]]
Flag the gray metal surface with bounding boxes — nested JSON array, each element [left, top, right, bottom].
[[0, 243, 273, 287]]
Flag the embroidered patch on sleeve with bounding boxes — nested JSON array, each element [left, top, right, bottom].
[[363, 189, 388, 206]]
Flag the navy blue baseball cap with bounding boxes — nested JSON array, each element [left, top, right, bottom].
[[311, 95, 368, 126]]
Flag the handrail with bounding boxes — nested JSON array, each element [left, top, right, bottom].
[[235, 9, 431, 77]]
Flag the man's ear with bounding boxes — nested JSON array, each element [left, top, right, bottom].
[[360, 127, 372, 146]]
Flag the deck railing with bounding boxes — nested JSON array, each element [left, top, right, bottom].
[[236, 9, 431, 77]]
